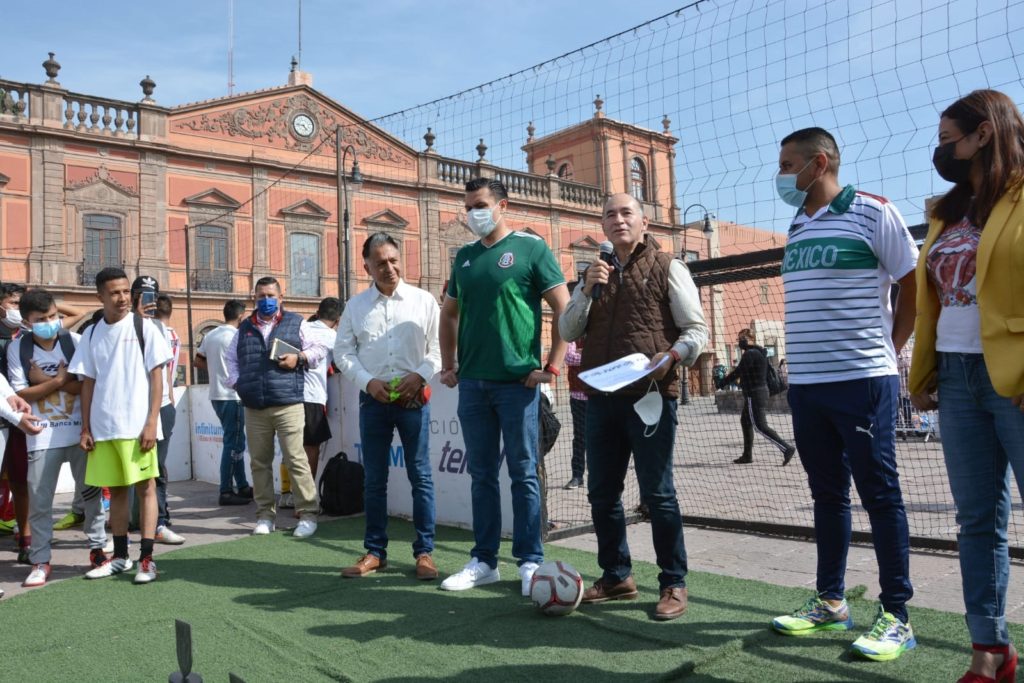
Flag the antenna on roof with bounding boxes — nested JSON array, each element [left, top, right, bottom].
[[297, 0, 303, 68], [228, 0, 235, 96]]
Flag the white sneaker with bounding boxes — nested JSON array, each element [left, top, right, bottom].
[[440, 558, 500, 591], [278, 492, 294, 509], [293, 519, 317, 539], [519, 562, 540, 597], [103, 537, 114, 554], [252, 519, 275, 535], [155, 525, 186, 545], [23, 563, 51, 588], [134, 557, 158, 584], [85, 556, 134, 579]]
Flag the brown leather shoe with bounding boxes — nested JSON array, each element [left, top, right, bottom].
[[581, 576, 639, 604], [341, 554, 386, 578], [654, 586, 688, 620], [415, 553, 438, 580]]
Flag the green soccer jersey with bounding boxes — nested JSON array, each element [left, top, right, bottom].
[[446, 230, 565, 381]]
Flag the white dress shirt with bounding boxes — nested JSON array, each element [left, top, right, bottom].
[[334, 280, 441, 392]]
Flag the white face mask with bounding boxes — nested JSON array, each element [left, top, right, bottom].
[[633, 381, 663, 438], [466, 203, 502, 238], [2, 308, 22, 329]]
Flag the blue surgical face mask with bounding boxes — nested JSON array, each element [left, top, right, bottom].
[[775, 158, 818, 208], [31, 319, 61, 340], [257, 297, 279, 316]]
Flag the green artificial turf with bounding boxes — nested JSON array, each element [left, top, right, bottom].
[[1, 517, 1013, 682]]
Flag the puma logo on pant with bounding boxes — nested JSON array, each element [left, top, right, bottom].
[[855, 424, 874, 439]]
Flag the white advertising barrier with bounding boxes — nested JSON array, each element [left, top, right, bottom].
[[329, 375, 516, 536], [54, 386, 192, 493]]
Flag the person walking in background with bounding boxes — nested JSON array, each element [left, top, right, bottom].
[[196, 300, 253, 507], [908, 89, 1024, 683], [770, 127, 918, 662], [718, 328, 795, 465], [563, 338, 587, 490]]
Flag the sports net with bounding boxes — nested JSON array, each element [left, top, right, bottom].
[[361, 0, 1024, 549]]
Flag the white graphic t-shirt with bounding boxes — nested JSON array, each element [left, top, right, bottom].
[[7, 333, 84, 452], [927, 216, 983, 354]]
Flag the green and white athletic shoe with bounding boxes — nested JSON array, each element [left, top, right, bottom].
[[850, 606, 916, 661], [772, 595, 854, 635]]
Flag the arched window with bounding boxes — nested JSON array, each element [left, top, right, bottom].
[[557, 162, 573, 180], [82, 214, 122, 285], [630, 157, 648, 202]]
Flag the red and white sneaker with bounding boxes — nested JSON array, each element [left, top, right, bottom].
[[85, 556, 133, 580], [134, 556, 158, 584], [89, 548, 108, 570], [23, 563, 51, 588]]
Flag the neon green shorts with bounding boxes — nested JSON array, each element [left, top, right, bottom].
[[85, 439, 158, 487]]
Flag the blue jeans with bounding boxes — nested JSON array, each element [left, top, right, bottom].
[[789, 376, 913, 623], [938, 352, 1024, 645], [359, 392, 436, 560], [586, 394, 687, 590], [457, 379, 542, 568], [213, 400, 249, 494]]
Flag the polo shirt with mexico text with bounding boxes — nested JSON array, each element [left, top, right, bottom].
[[447, 230, 565, 382], [782, 184, 919, 385]]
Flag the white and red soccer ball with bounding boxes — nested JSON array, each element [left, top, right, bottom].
[[529, 560, 584, 616]]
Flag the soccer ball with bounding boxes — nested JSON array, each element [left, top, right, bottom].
[[529, 560, 584, 616]]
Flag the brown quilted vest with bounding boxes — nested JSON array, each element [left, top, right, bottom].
[[580, 237, 681, 398]]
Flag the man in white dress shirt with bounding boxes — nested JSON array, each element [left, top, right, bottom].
[[335, 232, 442, 581]]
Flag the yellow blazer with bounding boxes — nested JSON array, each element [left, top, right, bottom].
[[909, 183, 1024, 397]]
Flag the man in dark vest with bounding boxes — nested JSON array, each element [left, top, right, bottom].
[[224, 277, 328, 538], [559, 193, 708, 621]]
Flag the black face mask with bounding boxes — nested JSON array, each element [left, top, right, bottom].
[[932, 135, 974, 184], [738, 338, 750, 350]]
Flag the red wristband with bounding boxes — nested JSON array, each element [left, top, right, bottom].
[[544, 363, 560, 377], [669, 349, 682, 363]]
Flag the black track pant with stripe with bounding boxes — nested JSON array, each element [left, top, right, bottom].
[[741, 386, 792, 459]]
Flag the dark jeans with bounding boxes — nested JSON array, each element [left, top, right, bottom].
[[569, 397, 587, 479], [789, 376, 913, 623], [213, 399, 249, 494], [359, 392, 436, 560], [741, 386, 792, 458], [457, 379, 543, 569], [586, 393, 687, 590]]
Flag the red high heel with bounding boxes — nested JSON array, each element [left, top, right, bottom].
[[958, 643, 1018, 683]]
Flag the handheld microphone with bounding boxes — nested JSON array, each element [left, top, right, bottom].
[[591, 241, 614, 300]]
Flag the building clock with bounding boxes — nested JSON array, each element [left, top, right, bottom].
[[291, 113, 316, 139]]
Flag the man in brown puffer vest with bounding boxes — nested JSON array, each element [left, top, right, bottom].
[[559, 193, 708, 621]]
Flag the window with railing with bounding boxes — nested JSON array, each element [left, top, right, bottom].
[[630, 157, 648, 202], [289, 232, 320, 297], [194, 225, 231, 292], [81, 214, 122, 285]]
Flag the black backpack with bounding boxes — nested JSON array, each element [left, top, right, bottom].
[[765, 356, 787, 396], [318, 451, 364, 516], [538, 392, 561, 457], [20, 329, 77, 379]]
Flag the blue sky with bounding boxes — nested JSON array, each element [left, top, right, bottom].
[[4, 0, 1024, 236], [0, 1, 685, 118]]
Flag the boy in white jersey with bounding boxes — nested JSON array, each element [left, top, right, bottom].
[[69, 267, 172, 585], [9, 289, 107, 587], [770, 127, 919, 662]]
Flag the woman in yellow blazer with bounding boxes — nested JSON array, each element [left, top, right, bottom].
[[909, 89, 1024, 683]]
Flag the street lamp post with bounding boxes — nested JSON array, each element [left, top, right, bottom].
[[335, 128, 364, 302], [682, 202, 713, 260]]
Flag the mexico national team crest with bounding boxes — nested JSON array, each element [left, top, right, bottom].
[[498, 251, 515, 269]]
